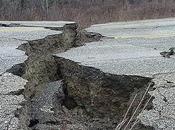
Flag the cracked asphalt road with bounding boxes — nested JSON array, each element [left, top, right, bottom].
[[1, 19, 175, 129], [0, 21, 73, 130], [57, 18, 175, 77]]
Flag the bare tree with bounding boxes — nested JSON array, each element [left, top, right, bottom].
[[1, 0, 175, 27], [45, 0, 49, 19]]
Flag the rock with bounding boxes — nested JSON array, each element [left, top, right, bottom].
[[160, 47, 175, 58], [0, 23, 9, 27], [160, 51, 171, 58], [0, 73, 27, 130], [76, 30, 103, 46]]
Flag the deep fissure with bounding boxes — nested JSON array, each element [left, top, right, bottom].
[[4, 22, 154, 130]]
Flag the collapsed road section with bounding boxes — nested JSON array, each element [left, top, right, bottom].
[[1, 18, 175, 130]]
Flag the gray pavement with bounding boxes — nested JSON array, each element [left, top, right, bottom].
[[86, 18, 175, 38], [57, 18, 175, 78], [2, 19, 175, 129], [57, 38, 175, 77]]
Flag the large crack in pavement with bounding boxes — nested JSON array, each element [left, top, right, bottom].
[[0, 21, 154, 130], [17, 22, 152, 130], [2, 19, 175, 130]]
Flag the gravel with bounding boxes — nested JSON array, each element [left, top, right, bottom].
[[0, 73, 27, 130]]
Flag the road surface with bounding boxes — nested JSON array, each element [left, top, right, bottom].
[[57, 18, 175, 78]]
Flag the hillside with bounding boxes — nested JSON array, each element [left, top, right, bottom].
[[1, 0, 175, 27]]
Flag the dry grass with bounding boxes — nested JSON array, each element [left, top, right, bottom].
[[1, 0, 175, 28], [115, 83, 153, 130]]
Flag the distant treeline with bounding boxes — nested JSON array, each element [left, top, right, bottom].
[[1, 0, 175, 27]]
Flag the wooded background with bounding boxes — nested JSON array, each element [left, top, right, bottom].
[[1, 0, 175, 27]]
